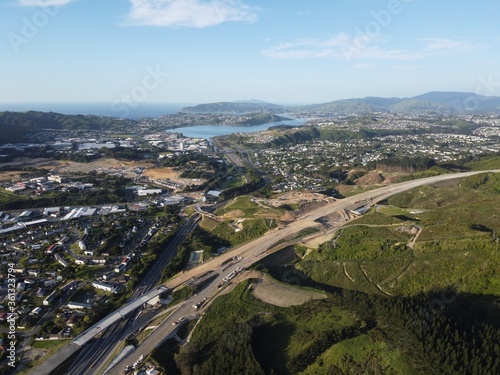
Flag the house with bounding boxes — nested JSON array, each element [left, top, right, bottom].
[[31, 307, 42, 315], [43, 207, 62, 217], [137, 189, 162, 197], [92, 281, 117, 293], [30, 177, 47, 184], [39, 182, 56, 192], [66, 313, 83, 327], [46, 244, 58, 254], [55, 254, 70, 268], [6, 185, 25, 193], [48, 175, 63, 183], [117, 275, 130, 284], [114, 264, 126, 273], [28, 270, 40, 277], [205, 190, 222, 201], [43, 291, 57, 306], [66, 302, 91, 310], [18, 210, 34, 221], [75, 258, 87, 266]]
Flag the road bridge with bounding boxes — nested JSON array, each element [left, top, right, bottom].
[[27, 286, 168, 375], [72, 286, 168, 348]]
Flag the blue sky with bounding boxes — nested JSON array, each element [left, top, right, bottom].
[[1, 0, 500, 105]]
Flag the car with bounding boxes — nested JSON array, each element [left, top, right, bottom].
[[172, 317, 185, 325]]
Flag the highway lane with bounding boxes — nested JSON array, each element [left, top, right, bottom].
[[67, 321, 121, 375]]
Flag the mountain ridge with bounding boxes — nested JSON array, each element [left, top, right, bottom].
[[180, 91, 500, 115]]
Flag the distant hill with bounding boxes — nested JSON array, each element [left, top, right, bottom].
[[0, 111, 136, 143], [183, 92, 500, 115], [296, 91, 500, 115], [294, 97, 401, 114], [179, 101, 285, 114], [232, 99, 271, 104]]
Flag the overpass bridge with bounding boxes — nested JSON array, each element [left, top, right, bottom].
[[72, 286, 168, 348], [28, 286, 168, 375]]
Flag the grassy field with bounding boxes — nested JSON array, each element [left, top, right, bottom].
[[252, 274, 326, 307], [215, 195, 284, 218], [199, 216, 220, 231], [75, 266, 105, 280], [215, 196, 260, 217], [308, 225, 412, 261], [31, 339, 71, 350], [464, 155, 500, 170], [299, 172, 500, 297], [211, 217, 276, 246]]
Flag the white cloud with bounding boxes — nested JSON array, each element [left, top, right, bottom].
[[124, 0, 257, 28], [262, 35, 484, 62], [18, 0, 75, 6], [420, 38, 477, 52], [261, 34, 348, 59]]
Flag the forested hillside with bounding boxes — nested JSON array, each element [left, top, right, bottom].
[[0, 111, 136, 142]]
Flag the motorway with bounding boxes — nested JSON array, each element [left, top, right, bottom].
[[106, 169, 500, 374], [29, 169, 500, 374]]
